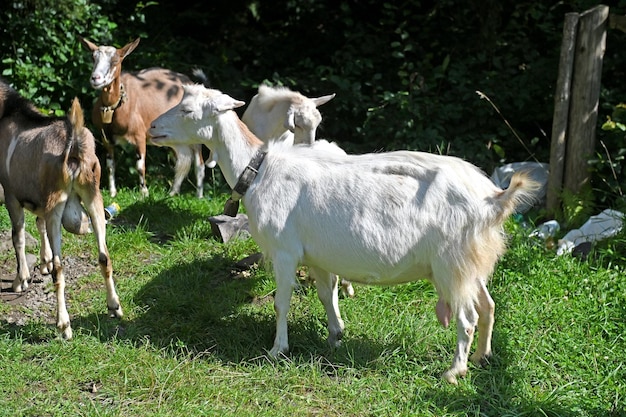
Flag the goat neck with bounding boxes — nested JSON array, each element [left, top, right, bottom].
[[213, 114, 265, 190], [99, 75, 127, 123]]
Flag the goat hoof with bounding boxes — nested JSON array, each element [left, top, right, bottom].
[[442, 365, 467, 384], [268, 345, 289, 359], [340, 280, 355, 298], [12, 280, 27, 293], [442, 370, 458, 385], [40, 263, 52, 275], [108, 305, 123, 319], [329, 338, 342, 350], [470, 352, 492, 368], [59, 325, 73, 340], [328, 331, 344, 349]]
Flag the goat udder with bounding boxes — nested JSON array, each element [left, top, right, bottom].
[[436, 298, 451, 328]]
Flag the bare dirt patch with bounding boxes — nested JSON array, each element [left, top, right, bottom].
[[0, 230, 94, 327]]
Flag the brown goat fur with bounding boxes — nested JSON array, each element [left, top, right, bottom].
[[80, 37, 205, 198], [0, 78, 122, 339]]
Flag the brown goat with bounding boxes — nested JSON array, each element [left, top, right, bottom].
[[80, 37, 205, 198], [0, 78, 123, 339]]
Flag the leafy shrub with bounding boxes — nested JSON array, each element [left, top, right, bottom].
[[3, 0, 626, 212], [0, 0, 115, 113]]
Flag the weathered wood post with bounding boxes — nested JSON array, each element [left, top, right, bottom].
[[547, 5, 609, 214], [547, 13, 580, 213]]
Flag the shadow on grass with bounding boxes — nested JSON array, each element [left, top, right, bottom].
[[0, 320, 56, 344], [2, 246, 622, 417], [111, 195, 215, 244], [68, 251, 398, 370], [70, 253, 625, 416], [70, 252, 269, 356]]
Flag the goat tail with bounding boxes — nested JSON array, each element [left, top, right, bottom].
[[493, 171, 542, 224], [63, 98, 87, 178]]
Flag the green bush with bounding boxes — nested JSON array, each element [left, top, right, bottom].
[[0, 0, 114, 113], [2, 0, 626, 215]]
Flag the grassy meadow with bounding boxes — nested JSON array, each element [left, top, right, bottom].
[[0, 178, 624, 417]]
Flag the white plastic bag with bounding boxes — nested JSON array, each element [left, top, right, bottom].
[[556, 209, 625, 256]]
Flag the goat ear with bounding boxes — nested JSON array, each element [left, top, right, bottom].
[[284, 107, 296, 132], [121, 38, 141, 58], [312, 93, 336, 107], [213, 94, 245, 112], [69, 97, 85, 131]]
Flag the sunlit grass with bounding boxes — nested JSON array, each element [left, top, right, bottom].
[[0, 181, 624, 416]]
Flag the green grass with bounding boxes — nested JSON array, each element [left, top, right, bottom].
[[0, 181, 625, 416]]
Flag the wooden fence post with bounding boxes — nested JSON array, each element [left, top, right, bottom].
[[547, 5, 609, 214], [547, 13, 580, 213]]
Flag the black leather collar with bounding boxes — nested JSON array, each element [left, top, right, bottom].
[[232, 149, 267, 200], [223, 149, 267, 217]]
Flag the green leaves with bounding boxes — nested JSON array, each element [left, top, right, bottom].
[[2, 0, 626, 212]]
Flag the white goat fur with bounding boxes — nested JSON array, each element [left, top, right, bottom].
[[149, 85, 539, 384], [80, 37, 205, 198], [241, 84, 335, 145], [238, 85, 355, 296]]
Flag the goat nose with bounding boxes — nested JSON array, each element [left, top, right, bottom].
[[91, 74, 101, 82]]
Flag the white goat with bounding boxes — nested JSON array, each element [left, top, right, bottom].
[[241, 84, 335, 145], [149, 85, 539, 384], [238, 84, 355, 297], [0, 78, 123, 339], [80, 37, 205, 198]]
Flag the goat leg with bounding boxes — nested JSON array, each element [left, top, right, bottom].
[[470, 280, 495, 367], [168, 145, 193, 197], [52, 255, 72, 339], [45, 211, 73, 339], [84, 192, 123, 319], [193, 145, 205, 199], [8, 202, 29, 292], [101, 130, 118, 197], [36, 217, 53, 275], [269, 253, 298, 357], [135, 144, 149, 197], [340, 278, 355, 298], [442, 304, 478, 384], [310, 268, 345, 348]]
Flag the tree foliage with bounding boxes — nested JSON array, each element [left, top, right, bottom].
[[2, 0, 626, 210]]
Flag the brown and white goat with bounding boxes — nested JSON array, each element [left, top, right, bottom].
[[0, 78, 122, 339], [149, 85, 540, 384], [80, 37, 205, 198]]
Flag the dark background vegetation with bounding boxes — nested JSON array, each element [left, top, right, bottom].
[[1, 0, 626, 222]]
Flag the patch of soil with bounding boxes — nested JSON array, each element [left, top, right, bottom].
[[0, 230, 95, 326]]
